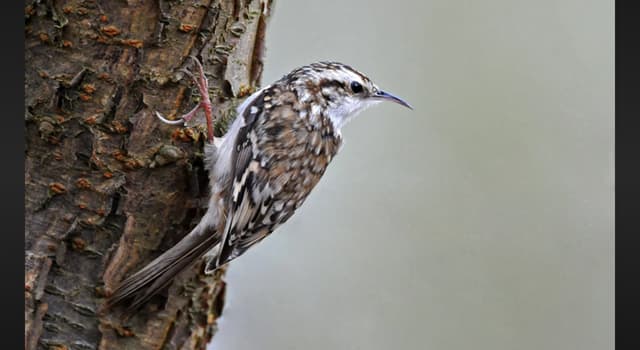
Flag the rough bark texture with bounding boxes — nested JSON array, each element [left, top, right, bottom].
[[25, 1, 271, 349]]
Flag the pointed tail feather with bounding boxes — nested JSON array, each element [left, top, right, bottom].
[[105, 228, 220, 311]]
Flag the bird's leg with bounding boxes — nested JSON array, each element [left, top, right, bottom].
[[189, 57, 215, 143], [155, 56, 215, 143]]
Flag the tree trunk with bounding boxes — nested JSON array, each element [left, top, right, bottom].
[[25, 1, 271, 349]]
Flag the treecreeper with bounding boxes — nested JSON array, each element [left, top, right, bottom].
[[106, 57, 412, 311]]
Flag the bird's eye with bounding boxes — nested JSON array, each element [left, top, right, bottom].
[[350, 81, 363, 93]]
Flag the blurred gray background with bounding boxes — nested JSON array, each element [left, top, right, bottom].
[[211, 0, 613, 349]]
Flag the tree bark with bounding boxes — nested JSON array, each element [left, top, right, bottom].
[[25, 1, 271, 349]]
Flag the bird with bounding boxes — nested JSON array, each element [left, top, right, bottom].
[[105, 57, 412, 311]]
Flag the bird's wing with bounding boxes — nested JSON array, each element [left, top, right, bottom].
[[212, 87, 340, 269], [214, 92, 295, 267]]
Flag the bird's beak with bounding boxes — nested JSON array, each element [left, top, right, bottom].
[[373, 90, 413, 110]]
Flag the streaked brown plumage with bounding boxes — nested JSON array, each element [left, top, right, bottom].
[[215, 83, 342, 266], [106, 58, 411, 311]]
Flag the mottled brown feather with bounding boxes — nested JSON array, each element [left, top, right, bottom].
[[214, 84, 342, 268]]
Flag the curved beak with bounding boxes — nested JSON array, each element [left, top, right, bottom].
[[373, 90, 413, 110]]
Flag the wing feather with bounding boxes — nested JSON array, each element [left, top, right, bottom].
[[212, 87, 340, 269]]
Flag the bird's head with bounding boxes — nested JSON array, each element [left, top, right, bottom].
[[282, 61, 412, 130]]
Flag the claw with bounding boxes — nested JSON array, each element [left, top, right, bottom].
[[155, 111, 187, 125], [189, 56, 208, 90], [155, 56, 215, 143], [180, 68, 200, 88]]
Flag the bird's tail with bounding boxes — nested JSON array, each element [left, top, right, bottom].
[[104, 226, 220, 312]]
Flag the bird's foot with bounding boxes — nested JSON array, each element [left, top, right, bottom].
[[155, 56, 215, 143]]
